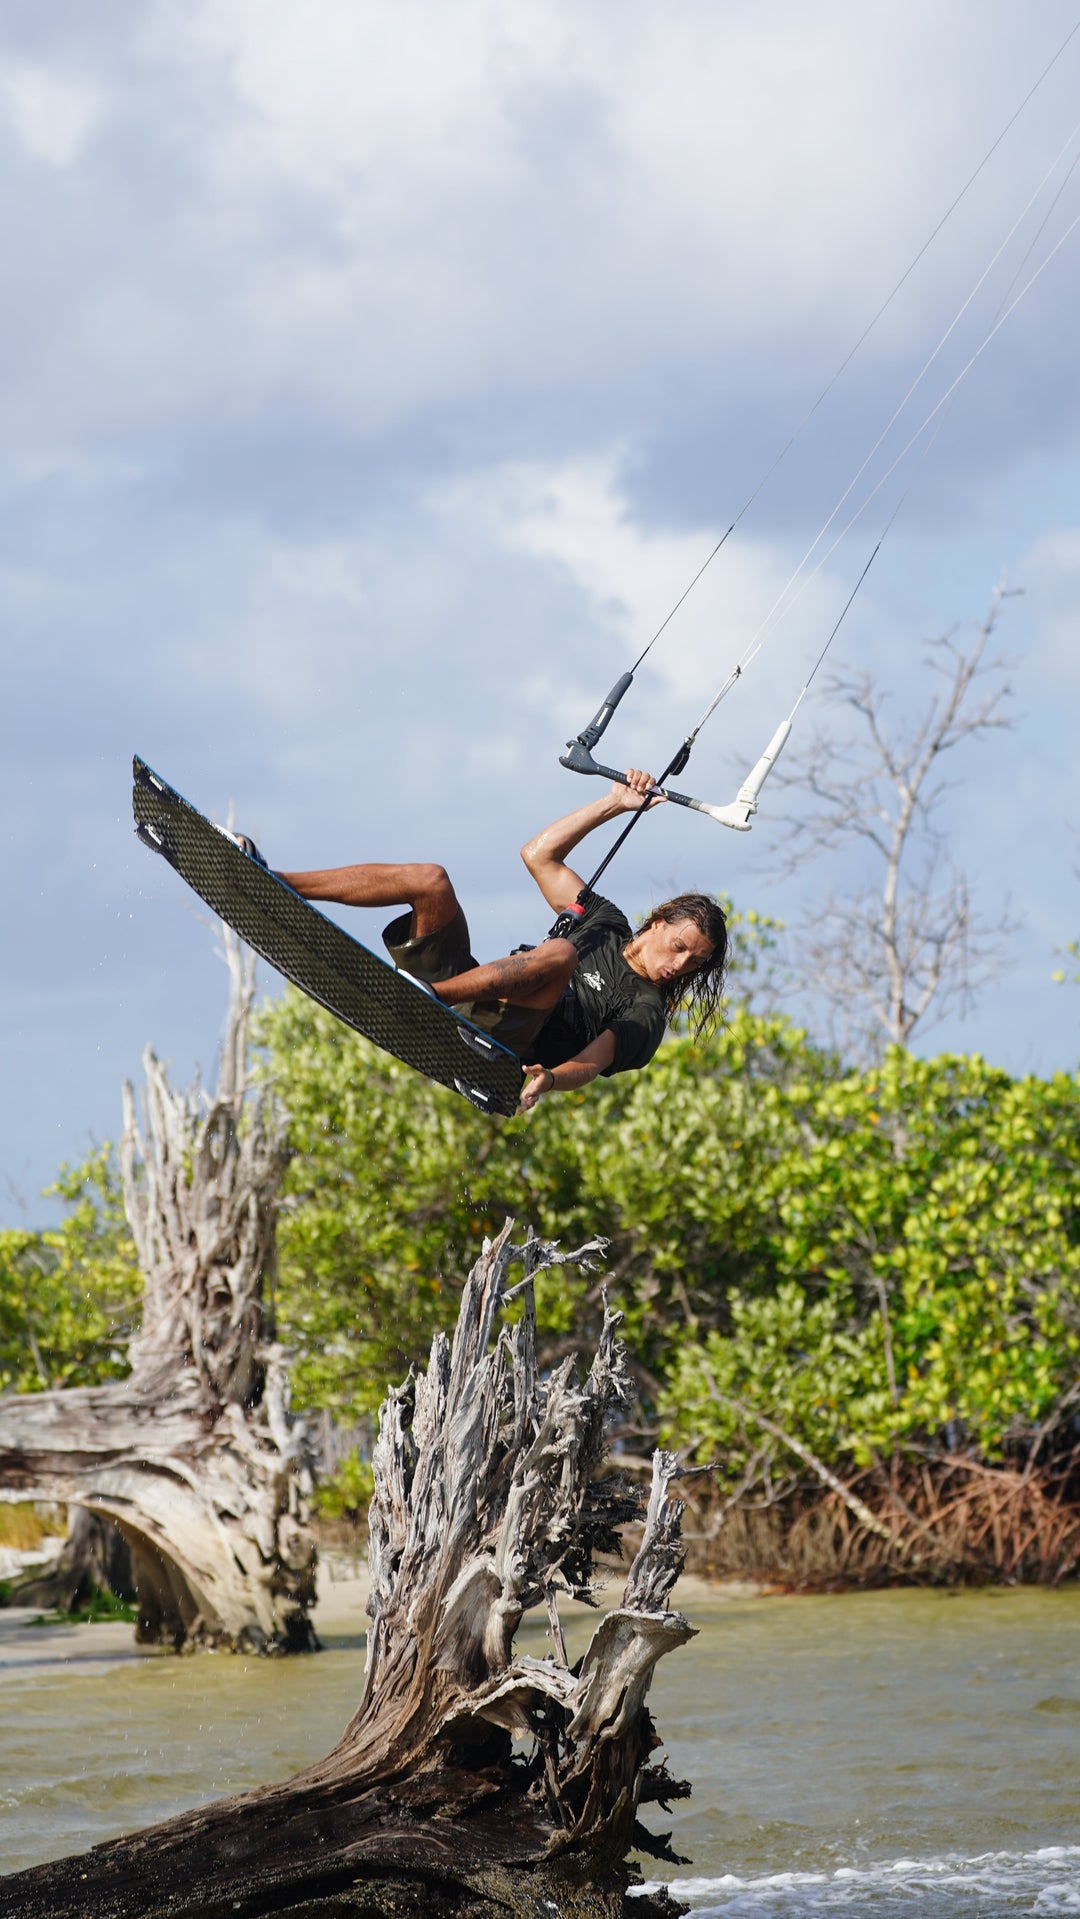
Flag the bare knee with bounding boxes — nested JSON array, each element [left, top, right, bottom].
[[407, 862, 459, 938], [410, 862, 456, 910]]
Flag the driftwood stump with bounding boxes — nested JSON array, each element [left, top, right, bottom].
[[0, 1222, 694, 1919], [0, 930, 317, 1652]]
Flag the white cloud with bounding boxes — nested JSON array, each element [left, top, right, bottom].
[[167, 0, 1069, 342], [0, 58, 103, 167], [432, 449, 847, 745], [2, 3, 1076, 455], [266, 537, 371, 613]]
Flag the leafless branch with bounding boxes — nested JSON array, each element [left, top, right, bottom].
[[765, 579, 1020, 1059]]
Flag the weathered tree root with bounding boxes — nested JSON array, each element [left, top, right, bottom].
[[0, 1223, 694, 1919], [0, 929, 317, 1653], [8, 1506, 135, 1614]]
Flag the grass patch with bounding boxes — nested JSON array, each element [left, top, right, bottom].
[[0, 1503, 62, 1551], [28, 1590, 138, 1628]]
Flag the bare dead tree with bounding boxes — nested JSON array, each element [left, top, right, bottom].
[[0, 1222, 694, 1919], [769, 580, 1019, 1061], [0, 929, 318, 1652]]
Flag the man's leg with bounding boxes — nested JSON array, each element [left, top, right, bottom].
[[275, 861, 458, 940], [434, 938, 578, 1012], [275, 857, 576, 1010]]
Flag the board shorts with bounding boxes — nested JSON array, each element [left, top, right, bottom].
[[382, 908, 551, 1061]]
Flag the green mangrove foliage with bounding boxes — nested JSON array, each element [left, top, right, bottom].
[[254, 989, 1080, 1493], [252, 987, 818, 1424], [662, 1048, 1080, 1481], [0, 1150, 140, 1394], [6, 993, 1078, 1517]]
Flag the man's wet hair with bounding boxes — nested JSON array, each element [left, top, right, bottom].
[[640, 893, 728, 1039]]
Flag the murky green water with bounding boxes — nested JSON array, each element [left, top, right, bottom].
[[650, 1586, 1080, 1913], [3, 1585, 1080, 1913]]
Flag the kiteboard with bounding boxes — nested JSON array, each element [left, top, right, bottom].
[[131, 756, 524, 1117]]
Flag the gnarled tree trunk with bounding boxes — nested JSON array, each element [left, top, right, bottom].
[[9, 1506, 134, 1613], [0, 1222, 694, 1919], [0, 930, 317, 1652]]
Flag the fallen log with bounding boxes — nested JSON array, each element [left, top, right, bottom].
[[0, 1222, 694, 1919]]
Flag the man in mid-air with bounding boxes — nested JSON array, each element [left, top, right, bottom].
[[243, 770, 727, 1114]]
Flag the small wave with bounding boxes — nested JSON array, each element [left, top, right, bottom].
[[638, 1844, 1080, 1914]]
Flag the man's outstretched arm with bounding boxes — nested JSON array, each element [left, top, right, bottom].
[[517, 1030, 618, 1113], [520, 769, 661, 912]]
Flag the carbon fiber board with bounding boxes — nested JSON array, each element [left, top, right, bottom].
[[132, 756, 523, 1117]]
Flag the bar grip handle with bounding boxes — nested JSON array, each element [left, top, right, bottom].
[[574, 671, 634, 753], [559, 752, 698, 813]]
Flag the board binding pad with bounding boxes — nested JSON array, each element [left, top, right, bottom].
[[132, 757, 524, 1117]]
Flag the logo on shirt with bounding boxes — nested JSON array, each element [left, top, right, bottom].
[[581, 970, 604, 991]]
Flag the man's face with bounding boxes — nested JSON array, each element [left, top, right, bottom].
[[632, 915, 714, 985]]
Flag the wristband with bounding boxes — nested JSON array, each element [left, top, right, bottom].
[[545, 1068, 555, 1092]]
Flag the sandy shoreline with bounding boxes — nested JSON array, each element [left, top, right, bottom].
[[0, 1560, 752, 1674]]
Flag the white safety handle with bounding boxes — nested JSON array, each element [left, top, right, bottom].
[[690, 719, 792, 832]]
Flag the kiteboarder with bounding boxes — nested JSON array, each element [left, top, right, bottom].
[[260, 770, 727, 1113]]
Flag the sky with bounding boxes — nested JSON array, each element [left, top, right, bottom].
[[2, 1, 1078, 1224]]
